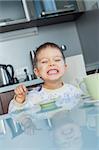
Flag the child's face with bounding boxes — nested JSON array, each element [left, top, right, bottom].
[[34, 47, 67, 82]]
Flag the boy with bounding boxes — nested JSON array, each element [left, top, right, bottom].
[[9, 42, 82, 112]]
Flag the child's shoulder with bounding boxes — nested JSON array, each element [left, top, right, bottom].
[[63, 83, 77, 89], [63, 83, 82, 93], [64, 83, 83, 95]]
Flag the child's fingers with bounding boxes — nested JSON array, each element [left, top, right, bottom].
[[14, 84, 27, 95], [22, 84, 27, 93]]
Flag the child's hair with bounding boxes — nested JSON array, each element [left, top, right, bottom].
[[34, 42, 65, 67]]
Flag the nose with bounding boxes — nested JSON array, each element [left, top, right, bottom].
[[49, 60, 55, 66]]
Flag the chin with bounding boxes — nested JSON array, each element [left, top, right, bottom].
[[48, 76, 62, 81], [45, 73, 63, 81]]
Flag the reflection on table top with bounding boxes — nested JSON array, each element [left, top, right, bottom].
[[0, 103, 99, 150]]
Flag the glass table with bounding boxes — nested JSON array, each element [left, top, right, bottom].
[[0, 101, 99, 150]]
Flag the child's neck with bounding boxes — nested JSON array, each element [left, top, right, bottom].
[[43, 81, 64, 90]]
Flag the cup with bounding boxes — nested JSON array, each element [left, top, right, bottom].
[[6, 118, 24, 138], [0, 119, 6, 135], [80, 73, 99, 100]]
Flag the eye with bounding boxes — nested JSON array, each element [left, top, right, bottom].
[[54, 58, 62, 62], [41, 60, 48, 64]]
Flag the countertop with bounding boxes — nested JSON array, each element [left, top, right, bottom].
[[0, 78, 44, 93]]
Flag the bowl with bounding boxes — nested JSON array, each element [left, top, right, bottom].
[[40, 101, 56, 110]]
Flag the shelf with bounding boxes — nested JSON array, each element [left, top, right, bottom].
[[0, 11, 84, 33], [0, 78, 43, 93]]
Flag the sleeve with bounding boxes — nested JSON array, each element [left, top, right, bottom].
[[8, 90, 36, 113], [8, 98, 29, 113], [66, 85, 83, 109], [8, 89, 42, 113]]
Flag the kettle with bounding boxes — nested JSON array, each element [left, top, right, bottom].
[[0, 64, 15, 87]]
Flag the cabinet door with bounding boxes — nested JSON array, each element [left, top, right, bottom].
[[0, 0, 85, 33], [0, 100, 3, 115], [84, 0, 98, 11], [32, 0, 84, 18], [0, 0, 32, 26], [0, 91, 14, 114]]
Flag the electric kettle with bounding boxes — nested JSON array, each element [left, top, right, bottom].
[[0, 64, 15, 87]]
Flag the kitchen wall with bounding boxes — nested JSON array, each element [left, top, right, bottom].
[[0, 22, 82, 76], [76, 9, 99, 71]]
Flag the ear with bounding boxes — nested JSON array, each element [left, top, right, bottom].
[[64, 64, 67, 70], [34, 67, 40, 77]]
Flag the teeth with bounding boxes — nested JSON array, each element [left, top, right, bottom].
[[47, 69, 58, 75]]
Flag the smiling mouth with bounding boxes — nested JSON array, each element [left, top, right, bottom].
[[47, 69, 59, 75]]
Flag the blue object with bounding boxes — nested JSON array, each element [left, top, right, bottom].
[[6, 118, 24, 138]]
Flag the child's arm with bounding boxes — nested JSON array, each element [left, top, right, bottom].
[[8, 85, 42, 113], [14, 84, 27, 104], [8, 84, 28, 113]]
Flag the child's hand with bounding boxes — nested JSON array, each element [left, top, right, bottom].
[[14, 84, 27, 104]]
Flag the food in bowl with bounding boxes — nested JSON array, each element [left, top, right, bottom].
[[40, 101, 57, 111]]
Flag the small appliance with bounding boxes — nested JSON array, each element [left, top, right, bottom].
[[30, 50, 37, 79], [0, 64, 15, 87]]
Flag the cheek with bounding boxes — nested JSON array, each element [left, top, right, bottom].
[[60, 68, 66, 74], [59, 63, 66, 72], [38, 66, 47, 74], [60, 68, 66, 76]]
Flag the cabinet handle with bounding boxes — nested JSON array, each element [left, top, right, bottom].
[[41, 7, 76, 17], [22, 0, 31, 21]]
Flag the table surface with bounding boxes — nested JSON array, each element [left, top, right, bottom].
[[0, 100, 99, 150]]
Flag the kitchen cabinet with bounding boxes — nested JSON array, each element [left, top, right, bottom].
[[0, 11, 84, 33], [0, 100, 3, 115], [31, 0, 85, 18], [0, 1, 28, 25], [84, 0, 99, 11], [76, 8, 99, 72], [0, 90, 14, 115], [0, 0, 36, 33], [0, 0, 85, 33]]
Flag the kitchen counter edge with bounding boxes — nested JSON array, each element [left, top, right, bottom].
[[0, 78, 44, 93]]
